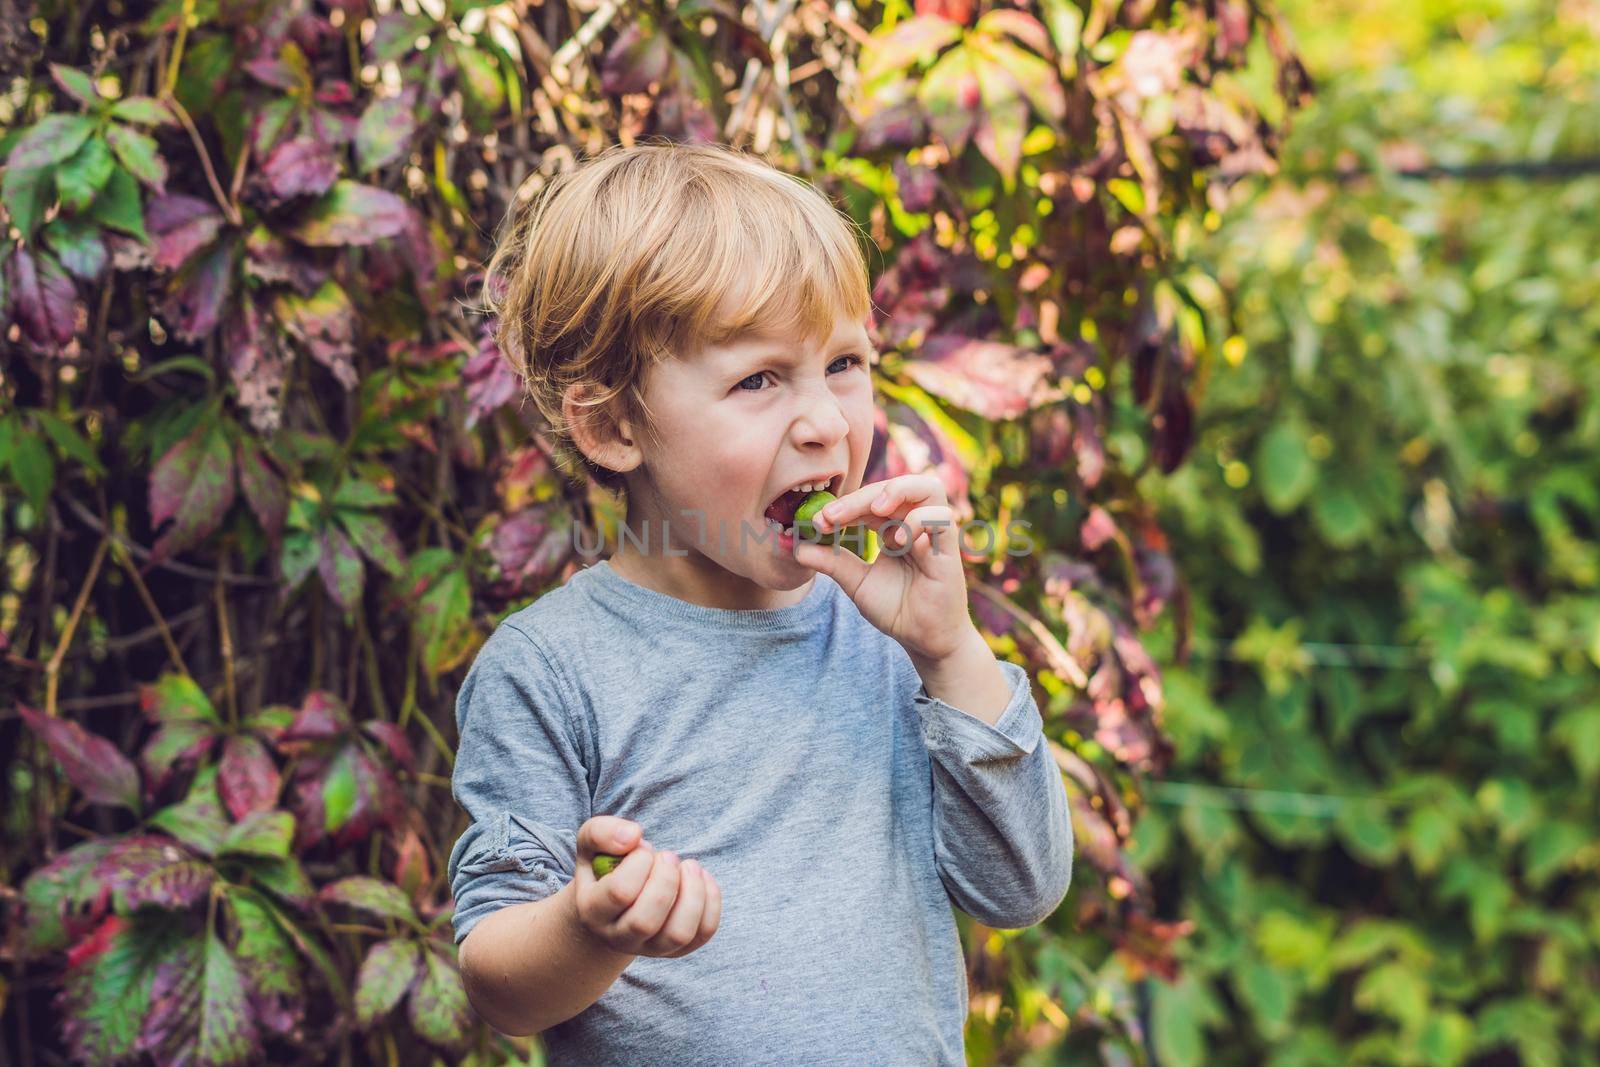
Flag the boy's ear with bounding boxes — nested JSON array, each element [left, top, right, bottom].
[[563, 382, 643, 475]]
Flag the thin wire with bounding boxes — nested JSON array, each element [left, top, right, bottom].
[[1144, 780, 1397, 818]]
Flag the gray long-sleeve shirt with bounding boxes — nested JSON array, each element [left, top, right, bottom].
[[447, 558, 1074, 1065]]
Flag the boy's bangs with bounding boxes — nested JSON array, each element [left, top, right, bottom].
[[674, 181, 871, 356]]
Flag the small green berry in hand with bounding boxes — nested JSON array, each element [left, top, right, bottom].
[[793, 490, 838, 545], [592, 853, 623, 878]]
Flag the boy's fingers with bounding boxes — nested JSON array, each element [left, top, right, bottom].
[[619, 850, 681, 941], [579, 816, 641, 859], [645, 861, 706, 954], [591, 842, 654, 922], [816, 474, 944, 532]]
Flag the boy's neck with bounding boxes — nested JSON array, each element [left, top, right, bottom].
[[606, 544, 814, 612]]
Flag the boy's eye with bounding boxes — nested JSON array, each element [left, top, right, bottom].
[[735, 354, 866, 393]]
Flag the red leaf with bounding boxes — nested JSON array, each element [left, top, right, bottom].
[[18, 703, 142, 811], [224, 299, 290, 434], [258, 136, 340, 201], [147, 194, 226, 272], [463, 325, 521, 429], [272, 279, 358, 389], [915, 0, 974, 25], [65, 914, 125, 972], [1080, 506, 1118, 552], [362, 721, 416, 773], [157, 236, 236, 341], [147, 417, 238, 567], [281, 691, 352, 742], [8, 246, 79, 349], [287, 180, 410, 247], [317, 521, 365, 613], [218, 734, 282, 819], [600, 24, 672, 95], [902, 334, 1068, 420], [235, 435, 287, 545]]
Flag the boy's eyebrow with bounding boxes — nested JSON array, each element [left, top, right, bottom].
[[737, 338, 880, 365]]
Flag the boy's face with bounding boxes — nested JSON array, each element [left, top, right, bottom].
[[621, 309, 877, 601]]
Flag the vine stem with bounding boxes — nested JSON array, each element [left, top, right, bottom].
[[107, 520, 191, 679], [162, 0, 195, 97], [214, 553, 239, 725], [44, 536, 109, 717], [162, 92, 242, 226]]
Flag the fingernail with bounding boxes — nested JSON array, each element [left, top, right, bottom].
[[663, 851, 679, 865], [683, 859, 699, 874]]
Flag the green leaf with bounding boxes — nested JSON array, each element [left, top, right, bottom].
[[1, 163, 53, 239], [106, 123, 168, 193], [54, 136, 116, 214], [59, 912, 190, 1063], [50, 63, 101, 105], [8, 430, 55, 513], [355, 939, 420, 1026], [859, 15, 963, 87], [1522, 819, 1587, 888], [1256, 421, 1318, 513], [1402, 804, 1459, 876], [1309, 481, 1373, 547], [193, 929, 260, 1065], [18, 838, 116, 957], [336, 508, 407, 576], [149, 764, 230, 857], [89, 166, 149, 242], [220, 810, 295, 860], [1353, 960, 1430, 1034], [1334, 799, 1400, 866], [34, 410, 107, 477], [226, 888, 304, 1034], [1151, 970, 1225, 1067], [320, 876, 419, 925], [8, 114, 97, 169], [407, 945, 471, 1049], [110, 96, 174, 125]]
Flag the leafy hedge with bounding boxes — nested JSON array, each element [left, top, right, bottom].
[[1, 0, 1307, 1063], [1132, 1, 1600, 1064]]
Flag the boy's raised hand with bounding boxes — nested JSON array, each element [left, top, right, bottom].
[[573, 816, 721, 959], [794, 473, 980, 668]]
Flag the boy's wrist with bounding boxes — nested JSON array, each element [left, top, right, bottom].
[[911, 629, 1013, 727]]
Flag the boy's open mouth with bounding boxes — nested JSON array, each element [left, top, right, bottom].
[[763, 474, 842, 535]]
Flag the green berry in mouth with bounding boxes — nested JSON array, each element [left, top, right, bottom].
[[792, 490, 838, 544], [592, 853, 623, 878]]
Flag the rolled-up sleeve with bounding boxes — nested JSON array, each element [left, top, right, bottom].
[[448, 623, 591, 947], [915, 658, 1075, 930]]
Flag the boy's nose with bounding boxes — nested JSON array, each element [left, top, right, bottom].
[[792, 388, 850, 446]]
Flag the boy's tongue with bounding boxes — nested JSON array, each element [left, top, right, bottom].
[[765, 486, 812, 526]]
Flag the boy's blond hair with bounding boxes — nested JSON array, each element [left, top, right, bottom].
[[481, 138, 874, 494]]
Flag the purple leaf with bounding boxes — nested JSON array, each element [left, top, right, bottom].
[[463, 326, 521, 428], [147, 416, 238, 567], [318, 518, 365, 614], [8, 246, 79, 349], [258, 136, 340, 202], [140, 719, 218, 798], [250, 98, 297, 157], [286, 180, 410, 246], [96, 836, 214, 910], [271, 279, 358, 389], [137, 931, 259, 1066], [600, 23, 673, 95], [354, 939, 420, 1026], [901, 334, 1068, 420], [853, 100, 927, 153], [17, 703, 141, 811], [224, 300, 289, 434], [281, 691, 352, 743], [235, 435, 287, 546], [335, 509, 407, 577], [147, 194, 225, 272], [58, 913, 184, 1064], [355, 91, 418, 173], [362, 721, 416, 774], [218, 734, 282, 820], [157, 236, 235, 341]]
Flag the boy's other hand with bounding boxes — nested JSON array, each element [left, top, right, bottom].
[[573, 816, 722, 959]]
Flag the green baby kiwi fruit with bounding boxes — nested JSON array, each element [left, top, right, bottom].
[[592, 853, 623, 878], [793, 491, 838, 545], [793, 490, 868, 557]]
